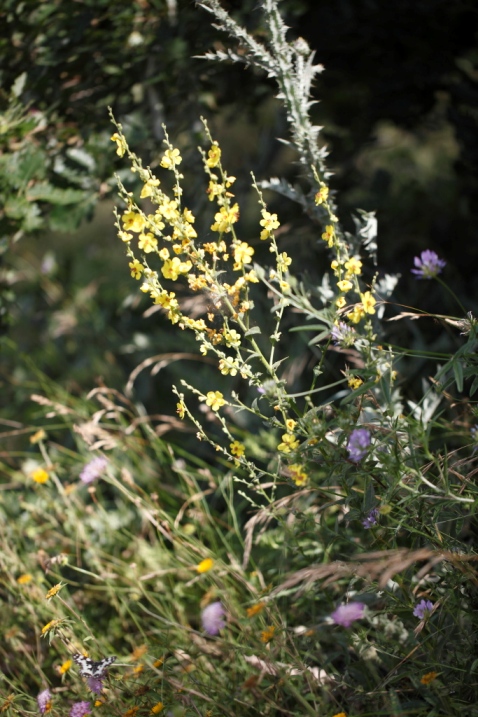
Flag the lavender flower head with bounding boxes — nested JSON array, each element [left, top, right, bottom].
[[346, 428, 371, 462], [413, 599, 434, 619], [70, 702, 91, 717], [79, 456, 108, 484], [201, 601, 226, 635], [331, 321, 356, 348], [331, 602, 365, 627], [362, 508, 379, 529], [37, 689, 52, 715], [411, 250, 446, 279], [86, 676, 104, 694]]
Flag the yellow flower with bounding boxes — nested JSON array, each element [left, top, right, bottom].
[[16, 573, 32, 585], [348, 377, 363, 390], [314, 185, 329, 205], [161, 257, 192, 281], [223, 329, 241, 348], [122, 211, 146, 233], [196, 558, 214, 574], [230, 440, 245, 458], [118, 230, 133, 243], [277, 433, 300, 453], [233, 241, 254, 269], [176, 401, 186, 419], [138, 232, 158, 253], [160, 148, 182, 169], [111, 132, 127, 157], [211, 203, 239, 233], [140, 177, 160, 198], [129, 259, 144, 280], [289, 464, 308, 486], [420, 671, 438, 685], [336, 296, 346, 308], [151, 703, 164, 714], [285, 419, 297, 432], [45, 583, 63, 600], [41, 619, 61, 635], [349, 305, 365, 324], [260, 626, 275, 643], [206, 143, 221, 168], [360, 291, 376, 315], [321, 225, 335, 247], [259, 210, 280, 238], [30, 429, 46, 444], [205, 391, 226, 411], [123, 708, 139, 717], [31, 468, 49, 484], [331, 713, 347, 717], [344, 257, 362, 276], [59, 659, 72, 675], [337, 279, 353, 293], [246, 602, 265, 618], [277, 252, 292, 272]]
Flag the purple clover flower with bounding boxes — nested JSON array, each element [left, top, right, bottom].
[[331, 321, 356, 347], [411, 250, 446, 279], [79, 456, 108, 484], [201, 601, 226, 635], [70, 702, 91, 717], [346, 428, 371, 462], [86, 676, 104, 694], [413, 599, 434, 619], [362, 508, 379, 529], [37, 689, 52, 715], [331, 602, 365, 627]]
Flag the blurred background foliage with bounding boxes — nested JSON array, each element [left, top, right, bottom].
[[1, 0, 478, 443]]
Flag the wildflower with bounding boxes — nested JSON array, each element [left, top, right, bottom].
[[37, 689, 52, 715], [233, 241, 254, 269], [337, 279, 353, 293], [246, 602, 265, 618], [211, 203, 239, 233], [285, 418, 297, 432], [129, 259, 144, 279], [160, 148, 182, 169], [176, 401, 186, 419], [346, 428, 371, 462], [348, 305, 365, 324], [230, 440, 245, 458], [151, 703, 164, 714], [201, 601, 226, 635], [138, 232, 158, 253], [110, 132, 127, 157], [277, 252, 292, 272], [289, 464, 308, 486], [331, 602, 365, 627], [259, 210, 280, 240], [41, 620, 61, 635], [196, 558, 214, 574], [31, 468, 49, 484], [79, 456, 108, 484], [70, 702, 91, 717], [331, 713, 347, 717], [413, 599, 434, 619], [122, 211, 146, 233], [360, 291, 376, 315], [123, 708, 139, 717], [331, 321, 356, 347], [206, 143, 221, 168], [277, 433, 300, 453], [30, 429, 47, 444], [140, 177, 160, 198], [344, 257, 362, 276], [411, 250, 446, 279], [45, 583, 63, 600], [17, 573, 33, 585], [321, 224, 335, 247], [205, 391, 226, 412], [420, 671, 438, 685], [314, 186, 329, 205], [362, 508, 379, 528], [348, 377, 363, 390], [59, 659, 72, 674], [260, 626, 275, 643]]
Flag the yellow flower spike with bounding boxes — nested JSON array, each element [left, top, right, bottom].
[[45, 583, 63, 600], [205, 391, 226, 412], [196, 558, 214, 574], [31, 468, 49, 484]]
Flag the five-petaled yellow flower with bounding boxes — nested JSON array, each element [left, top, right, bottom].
[[314, 185, 329, 205], [277, 433, 300, 453], [160, 148, 182, 169], [111, 132, 127, 157], [289, 464, 308, 486], [205, 391, 226, 412], [230, 440, 245, 458]]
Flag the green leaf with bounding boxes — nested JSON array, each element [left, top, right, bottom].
[[26, 183, 87, 205], [453, 360, 464, 393]]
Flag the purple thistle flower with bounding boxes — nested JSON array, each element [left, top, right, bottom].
[[346, 428, 371, 462], [411, 250, 446, 279], [331, 602, 365, 627], [79, 456, 108, 484], [201, 601, 226, 635], [37, 689, 52, 715], [70, 702, 91, 717], [362, 508, 379, 529], [413, 599, 434, 619], [331, 321, 356, 347]]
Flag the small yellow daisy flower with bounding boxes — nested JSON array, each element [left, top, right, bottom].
[[31, 468, 49, 484], [196, 558, 214, 574], [59, 659, 72, 675], [151, 703, 164, 714], [45, 583, 63, 600], [16, 573, 33, 585]]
